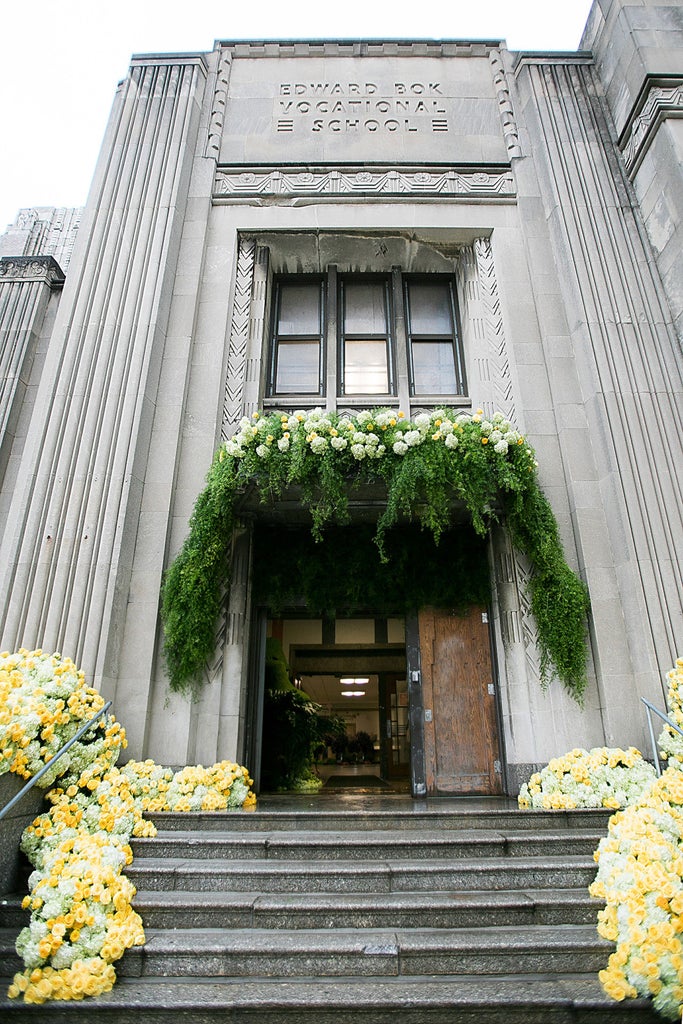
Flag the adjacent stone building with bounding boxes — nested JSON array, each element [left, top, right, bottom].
[[0, 0, 681, 795]]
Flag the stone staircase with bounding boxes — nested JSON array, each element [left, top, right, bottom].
[[0, 796, 661, 1022]]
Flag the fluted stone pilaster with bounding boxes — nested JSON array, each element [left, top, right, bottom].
[[0, 57, 208, 690], [516, 57, 683, 708], [0, 257, 64, 487]]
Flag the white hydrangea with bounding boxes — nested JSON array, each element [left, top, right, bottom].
[[310, 435, 328, 454], [414, 413, 431, 430], [404, 430, 421, 447], [351, 444, 366, 460], [393, 440, 408, 455], [255, 444, 269, 459], [330, 436, 348, 450], [445, 434, 459, 449], [494, 440, 509, 455], [277, 437, 290, 452]]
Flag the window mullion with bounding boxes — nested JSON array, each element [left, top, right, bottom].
[[325, 266, 337, 408], [391, 268, 411, 412]]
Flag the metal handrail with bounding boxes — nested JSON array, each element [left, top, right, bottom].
[[0, 701, 112, 821], [641, 697, 683, 777]]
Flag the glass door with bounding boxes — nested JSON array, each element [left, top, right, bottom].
[[383, 675, 410, 778]]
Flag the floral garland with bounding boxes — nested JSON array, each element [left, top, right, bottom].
[[517, 747, 657, 810], [1, 650, 255, 1005], [161, 406, 590, 699], [658, 657, 683, 767], [590, 765, 683, 1020]]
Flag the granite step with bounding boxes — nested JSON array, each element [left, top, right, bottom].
[[114, 924, 610, 979], [0, 974, 662, 1022], [131, 827, 604, 861], [146, 806, 613, 833], [130, 886, 598, 930], [1, 805, 633, 1023], [126, 853, 598, 893]]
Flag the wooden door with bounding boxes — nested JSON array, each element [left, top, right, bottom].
[[419, 606, 502, 795]]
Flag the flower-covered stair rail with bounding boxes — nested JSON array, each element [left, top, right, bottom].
[[161, 407, 591, 700], [1, 649, 256, 1005]]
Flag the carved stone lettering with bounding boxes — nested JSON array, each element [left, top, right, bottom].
[[275, 82, 450, 134]]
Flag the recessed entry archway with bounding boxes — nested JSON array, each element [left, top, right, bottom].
[[246, 522, 504, 797]]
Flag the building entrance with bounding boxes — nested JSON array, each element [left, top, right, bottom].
[[249, 608, 503, 797], [261, 616, 409, 793], [246, 524, 502, 797]]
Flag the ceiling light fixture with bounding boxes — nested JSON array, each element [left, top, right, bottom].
[[341, 690, 366, 697], [339, 677, 369, 686]]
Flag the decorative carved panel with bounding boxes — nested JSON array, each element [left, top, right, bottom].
[[222, 237, 257, 440], [214, 166, 515, 201], [621, 80, 683, 177]]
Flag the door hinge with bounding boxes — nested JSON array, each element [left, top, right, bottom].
[[487, 683, 495, 696], [493, 760, 502, 774], [481, 611, 488, 623]]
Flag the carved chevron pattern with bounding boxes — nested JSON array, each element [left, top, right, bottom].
[[467, 238, 540, 674], [475, 237, 516, 423], [222, 237, 256, 440], [515, 551, 542, 678], [205, 523, 252, 688]]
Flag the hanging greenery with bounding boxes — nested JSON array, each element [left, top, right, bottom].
[[160, 406, 590, 701], [253, 523, 491, 617]]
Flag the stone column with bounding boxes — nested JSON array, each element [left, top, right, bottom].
[[0, 57, 209, 696], [0, 257, 64, 486], [514, 55, 683, 724]]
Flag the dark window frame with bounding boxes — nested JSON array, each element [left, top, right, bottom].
[[268, 275, 325, 397], [338, 273, 395, 398], [267, 269, 466, 402], [404, 275, 466, 398]]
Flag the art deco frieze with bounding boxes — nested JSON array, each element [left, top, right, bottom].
[[214, 166, 515, 200], [621, 80, 683, 177], [0, 256, 65, 286]]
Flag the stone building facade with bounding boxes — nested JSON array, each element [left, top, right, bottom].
[[0, 0, 681, 795]]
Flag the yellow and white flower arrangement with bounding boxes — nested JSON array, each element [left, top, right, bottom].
[[0, 649, 124, 788], [1, 649, 255, 1004], [658, 657, 683, 767], [517, 746, 657, 810], [590, 765, 683, 1020], [122, 759, 256, 813]]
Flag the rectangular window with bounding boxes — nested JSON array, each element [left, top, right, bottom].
[[270, 279, 323, 395], [340, 278, 392, 396], [268, 269, 465, 403], [405, 278, 465, 396]]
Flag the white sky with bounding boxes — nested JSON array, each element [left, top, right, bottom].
[[1, 0, 594, 233]]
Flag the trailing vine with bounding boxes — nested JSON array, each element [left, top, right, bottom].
[[160, 407, 590, 700], [253, 524, 491, 618]]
